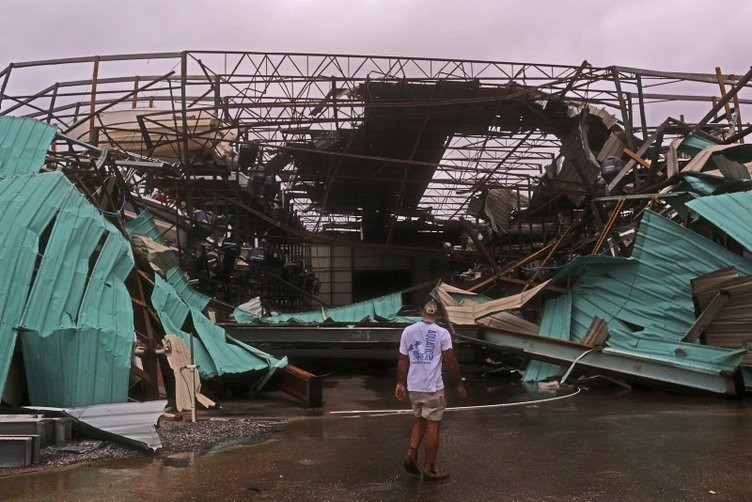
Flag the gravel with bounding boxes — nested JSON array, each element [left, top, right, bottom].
[[0, 416, 287, 477]]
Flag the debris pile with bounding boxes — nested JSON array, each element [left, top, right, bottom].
[[0, 52, 750, 419]]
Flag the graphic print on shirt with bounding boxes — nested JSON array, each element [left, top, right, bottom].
[[408, 328, 438, 364]]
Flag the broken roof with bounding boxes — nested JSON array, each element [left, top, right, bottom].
[[0, 170, 135, 407]]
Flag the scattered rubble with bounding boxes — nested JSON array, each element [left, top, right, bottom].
[[0, 416, 287, 477]]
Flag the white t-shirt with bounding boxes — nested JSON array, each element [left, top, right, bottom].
[[399, 320, 453, 392]]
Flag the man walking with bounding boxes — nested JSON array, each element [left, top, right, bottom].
[[395, 297, 466, 481]]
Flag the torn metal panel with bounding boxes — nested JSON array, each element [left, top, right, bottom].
[[124, 209, 167, 244], [483, 188, 523, 234], [235, 291, 416, 325], [65, 108, 234, 162], [434, 281, 543, 331], [690, 274, 752, 365], [0, 171, 134, 407], [686, 191, 752, 252], [562, 211, 752, 345], [523, 294, 571, 382], [31, 401, 166, 451], [0, 116, 56, 177], [510, 210, 752, 388], [596, 132, 627, 163], [151, 273, 286, 379], [164, 266, 210, 312], [681, 143, 752, 175], [691, 267, 740, 310], [473, 281, 549, 320]]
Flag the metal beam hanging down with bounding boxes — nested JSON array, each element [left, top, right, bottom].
[[611, 67, 635, 151], [88, 56, 100, 145]]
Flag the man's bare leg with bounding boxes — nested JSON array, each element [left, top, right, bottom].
[[403, 417, 425, 475], [423, 419, 449, 480]]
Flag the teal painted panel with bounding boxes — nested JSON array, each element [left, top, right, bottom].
[[0, 117, 56, 177], [236, 291, 416, 325], [681, 174, 726, 196], [232, 308, 259, 323], [523, 294, 571, 382], [124, 210, 165, 244], [192, 312, 269, 375], [0, 174, 69, 397], [165, 267, 210, 312], [0, 171, 134, 406], [678, 134, 720, 156], [21, 327, 132, 407], [687, 191, 752, 252], [151, 274, 283, 379], [566, 211, 752, 346]]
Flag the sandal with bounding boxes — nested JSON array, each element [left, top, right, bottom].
[[422, 466, 449, 481], [403, 447, 420, 476]]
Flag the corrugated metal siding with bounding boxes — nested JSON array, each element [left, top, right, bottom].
[[151, 274, 284, 379], [564, 211, 752, 355], [687, 191, 752, 252], [692, 275, 752, 364], [484, 188, 519, 233], [236, 292, 413, 324], [0, 117, 56, 177], [164, 266, 210, 312], [522, 294, 570, 382], [124, 210, 166, 244], [63, 400, 166, 451], [0, 171, 134, 407]]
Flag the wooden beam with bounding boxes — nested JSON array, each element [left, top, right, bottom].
[[623, 148, 650, 169], [277, 364, 322, 408], [592, 198, 625, 254]]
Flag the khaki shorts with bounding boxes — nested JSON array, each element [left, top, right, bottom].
[[408, 389, 446, 421]]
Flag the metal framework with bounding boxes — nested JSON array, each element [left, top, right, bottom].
[[1, 52, 751, 305]]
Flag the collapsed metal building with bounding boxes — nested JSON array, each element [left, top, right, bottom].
[[2, 51, 752, 410]]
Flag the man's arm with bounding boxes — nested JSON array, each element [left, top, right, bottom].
[[395, 353, 409, 401], [443, 348, 467, 399]]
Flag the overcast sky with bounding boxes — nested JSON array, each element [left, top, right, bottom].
[[1, 0, 751, 75]]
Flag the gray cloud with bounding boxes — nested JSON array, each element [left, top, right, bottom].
[[1, 0, 750, 74]]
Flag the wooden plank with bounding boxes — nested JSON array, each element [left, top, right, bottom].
[[278, 364, 322, 408], [582, 317, 609, 347], [163, 334, 216, 412], [623, 148, 651, 168]]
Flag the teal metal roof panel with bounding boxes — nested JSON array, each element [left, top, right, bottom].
[[0, 171, 134, 407], [165, 266, 210, 312], [565, 211, 752, 345], [238, 292, 414, 324], [151, 274, 284, 379], [550, 255, 634, 286], [686, 191, 752, 252], [124, 210, 166, 244], [0, 117, 56, 177], [523, 294, 571, 382]]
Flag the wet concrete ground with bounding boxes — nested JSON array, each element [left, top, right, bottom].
[[1, 366, 751, 501]]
